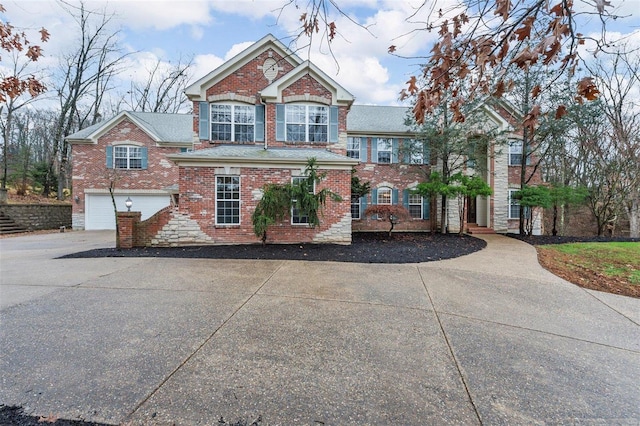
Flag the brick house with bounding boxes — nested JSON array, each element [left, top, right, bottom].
[[68, 34, 536, 246]]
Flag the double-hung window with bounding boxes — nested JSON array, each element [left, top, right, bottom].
[[508, 189, 520, 219], [377, 138, 393, 164], [286, 105, 328, 142], [407, 139, 425, 164], [211, 104, 255, 142], [291, 176, 315, 224], [377, 187, 392, 205], [408, 193, 423, 218], [351, 195, 361, 219], [509, 140, 523, 165], [216, 176, 240, 225], [114, 146, 142, 169], [347, 137, 360, 159]]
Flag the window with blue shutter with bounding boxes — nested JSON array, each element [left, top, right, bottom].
[[198, 102, 209, 140], [405, 188, 424, 219], [108, 145, 147, 170]]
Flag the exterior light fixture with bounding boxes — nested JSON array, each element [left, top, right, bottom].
[[125, 197, 133, 212]]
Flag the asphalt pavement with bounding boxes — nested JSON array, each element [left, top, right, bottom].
[[1, 231, 638, 425]]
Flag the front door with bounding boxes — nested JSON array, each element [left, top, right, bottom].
[[467, 196, 477, 224]]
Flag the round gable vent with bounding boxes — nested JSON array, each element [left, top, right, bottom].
[[262, 57, 278, 81]]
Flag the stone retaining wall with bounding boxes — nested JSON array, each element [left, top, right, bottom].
[[0, 204, 72, 230]]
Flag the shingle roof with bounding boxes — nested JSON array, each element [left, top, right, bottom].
[[66, 112, 193, 143], [347, 105, 413, 135], [175, 145, 355, 162], [128, 112, 193, 143]]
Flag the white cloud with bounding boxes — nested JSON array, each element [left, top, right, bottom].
[[224, 42, 255, 61], [191, 53, 225, 82]]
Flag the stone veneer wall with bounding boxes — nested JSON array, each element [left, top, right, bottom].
[[151, 211, 214, 246], [1, 204, 72, 230], [312, 213, 352, 243]]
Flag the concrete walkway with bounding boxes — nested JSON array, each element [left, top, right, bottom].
[[1, 232, 638, 425]]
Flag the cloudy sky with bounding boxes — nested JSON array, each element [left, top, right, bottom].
[[3, 0, 640, 109]]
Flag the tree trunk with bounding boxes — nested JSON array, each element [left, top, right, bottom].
[[626, 197, 639, 238]]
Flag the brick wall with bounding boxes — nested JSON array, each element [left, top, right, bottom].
[[71, 118, 183, 227], [351, 137, 431, 232], [1, 204, 72, 230], [175, 166, 351, 244]]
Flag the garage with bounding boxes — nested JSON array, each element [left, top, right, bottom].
[[84, 193, 171, 230]]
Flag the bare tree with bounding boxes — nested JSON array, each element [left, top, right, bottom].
[[585, 48, 640, 237], [45, 0, 129, 199], [122, 56, 193, 113]]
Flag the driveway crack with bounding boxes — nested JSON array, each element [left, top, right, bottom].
[[122, 260, 287, 422], [417, 266, 483, 425]]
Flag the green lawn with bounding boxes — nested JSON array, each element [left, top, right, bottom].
[[541, 242, 640, 284]]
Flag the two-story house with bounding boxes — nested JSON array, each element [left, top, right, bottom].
[[68, 34, 535, 246]]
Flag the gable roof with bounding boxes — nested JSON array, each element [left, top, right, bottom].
[[66, 111, 194, 145], [260, 60, 354, 106], [184, 34, 303, 101], [347, 105, 413, 135]]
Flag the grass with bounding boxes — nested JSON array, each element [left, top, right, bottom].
[[539, 242, 640, 287]]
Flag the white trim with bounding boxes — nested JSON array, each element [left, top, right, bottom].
[[260, 60, 354, 105], [185, 34, 303, 100], [215, 175, 241, 226], [84, 189, 170, 194]]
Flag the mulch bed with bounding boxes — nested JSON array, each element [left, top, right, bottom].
[[59, 232, 487, 263], [0, 405, 111, 426]]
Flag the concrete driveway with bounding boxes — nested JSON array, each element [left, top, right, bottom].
[[1, 231, 638, 425]]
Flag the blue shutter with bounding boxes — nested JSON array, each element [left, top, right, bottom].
[[392, 188, 399, 205], [423, 196, 430, 219], [329, 106, 339, 143], [276, 104, 285, 141], [371, 138, 378, 163], [255, 105, 265, 142], [106, 146, 113, 169], [141, 147, 148, 169], [360, 196, 367, 218], [423, 143, 430, 164], [198, 102, 209, 140], [392, 138, 399, 164], [403, 189, 409, 210], [359, 138, 368, 162], [402, 140, 410, 164], [370, 188, 378, 219]]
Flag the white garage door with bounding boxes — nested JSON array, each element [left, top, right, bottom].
[[85, 194, 171, 230]]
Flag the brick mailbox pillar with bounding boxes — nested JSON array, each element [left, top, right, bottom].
[[117, 211, 141, 249]]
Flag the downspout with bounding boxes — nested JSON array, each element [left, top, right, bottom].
[[259, 95, 267, 150]]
